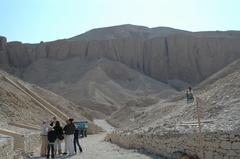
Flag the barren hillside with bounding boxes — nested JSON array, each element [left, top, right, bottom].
[[1, 24, 240, 121], [0, 69, 93, 126], [21, 57, 177, 117], [109, 59, 240, 133]]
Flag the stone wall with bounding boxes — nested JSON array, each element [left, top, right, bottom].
[[107, 130, 240, 159], [0, 135, 14, 159], [0, 129, 40, 154], [24, 133, 40, 154]]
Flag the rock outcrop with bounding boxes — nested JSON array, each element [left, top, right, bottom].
[[1, 25, 240, 85], [0, 36, 9, 70]]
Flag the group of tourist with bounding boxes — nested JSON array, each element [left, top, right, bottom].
[[40, 117, 83, 158]]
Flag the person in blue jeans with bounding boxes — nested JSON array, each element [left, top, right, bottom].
[[74, 129, 83, 154], [47, 127, 57, 159]]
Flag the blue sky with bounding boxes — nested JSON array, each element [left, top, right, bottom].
[[0, 0, 239, 43]]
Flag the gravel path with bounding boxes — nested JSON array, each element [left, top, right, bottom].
[[69, 133, 152, 159], [69, 120, 152, 159], [32, 120, 153, 159]]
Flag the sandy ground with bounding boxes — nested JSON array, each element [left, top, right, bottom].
[[31, 120, 153, 159]]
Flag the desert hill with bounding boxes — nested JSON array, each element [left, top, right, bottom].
[[109, 59, 240, 133], [0, 69, 94, 126], [1, 24, 240, 159], [70, 24, 189, 40], [1, 24, 240, 120], [21, 57, 177, 117], [197, 59, 240, 88]]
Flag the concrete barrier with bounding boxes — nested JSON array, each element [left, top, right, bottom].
[[0, 129, 25, 150]]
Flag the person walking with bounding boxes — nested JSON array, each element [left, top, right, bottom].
[[53, 121, 64, 155], [74, 128, 83, 154], [63, 118, 76, 156], [47, 127, 57, 159], [40, 121, 48, 157], [186, 86, 194, 104]]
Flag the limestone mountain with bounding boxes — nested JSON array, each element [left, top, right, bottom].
[[1, 25, 240, 85], [70, 24, 188, 40], [1, 24, 240, 118]]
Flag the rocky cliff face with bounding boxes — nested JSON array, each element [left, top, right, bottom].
[[0, 36, 9, 70], [1, 25, 240, 85]]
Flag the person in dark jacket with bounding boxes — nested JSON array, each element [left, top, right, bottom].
[[63, 118, 76, 155], [63, 120, 69, 155], [47, 127, 57, 159], [74, 129, 83, 154], [186, 86, 194, 104], [53, 121, 63, 155]]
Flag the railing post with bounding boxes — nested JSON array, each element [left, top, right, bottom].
[[196, 97, 204, 159]]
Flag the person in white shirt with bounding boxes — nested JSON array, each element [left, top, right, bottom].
[[40, 120, 49, 157]]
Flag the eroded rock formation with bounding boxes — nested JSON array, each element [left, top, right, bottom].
[[1, 25, 240, 85]]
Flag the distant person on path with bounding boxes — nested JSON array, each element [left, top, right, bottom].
[[63, 118, 76, 156], [53, 121, 64, 155], [47, 127, 57, 159], [40, 121, 48, 157], [74, 128, 83, 154], [186, 86, 194, 103]]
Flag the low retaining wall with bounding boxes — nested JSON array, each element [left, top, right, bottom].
[[0, 135, 14, 159], [24, 133, 40, 154], [0, 129, 40, 154], [107, 130, 240, 159]]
